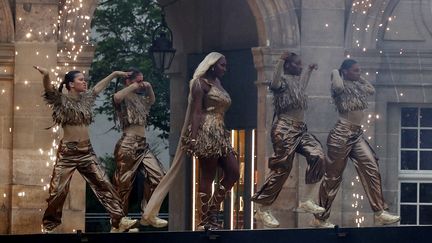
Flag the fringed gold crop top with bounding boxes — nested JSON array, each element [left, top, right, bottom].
[[115, 93, 151, 129], [331, 79, 375, 113], [43, 88, 96, 126]]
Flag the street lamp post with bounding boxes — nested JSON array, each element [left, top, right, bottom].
[[149, 12, 176, 72]]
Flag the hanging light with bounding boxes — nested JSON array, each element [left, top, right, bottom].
[[149, 11, 176, 72]]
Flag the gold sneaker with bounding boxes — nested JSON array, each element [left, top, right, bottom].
[[255, 207, 280, 228], [296, 200, 325, 214], [140, 216, 168, 228], [375, 211, 400, 225], [310, 218, 335, 228]]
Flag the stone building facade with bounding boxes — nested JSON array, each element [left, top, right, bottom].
[[1, 0, 431, 234], [0, 0, 97, 234]]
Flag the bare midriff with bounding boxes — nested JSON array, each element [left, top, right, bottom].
[[280, 109, 305, 122], [62, 125, 90, 142], [123, 124, 146, 137], [339, 110, 365, 126]]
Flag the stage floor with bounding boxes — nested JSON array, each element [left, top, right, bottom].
[[1, 226, 431, 243]]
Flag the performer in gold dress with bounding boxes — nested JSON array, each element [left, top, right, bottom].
[[34, 66, 137, 233], [141, 52, 239, 230], [312, 59, 400, 227], [251, 52, 326, 228], [112, 68, 167, 228]]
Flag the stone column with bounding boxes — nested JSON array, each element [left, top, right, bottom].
[[0, 44, 14, 234], [298, 0, 346, 227], [10, 0, 91, 233]]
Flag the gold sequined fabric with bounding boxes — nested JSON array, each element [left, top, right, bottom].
[[183, 83, 234, 158], [251, 116, 325, 206], [331, 80, 374, 113], [43, 88, 96, 126], [113, 133, 166, 214], [42, 140, 124, 230], [115, 93, 151, 129], [272, 74, 308, 114], [316, 119, 388, 220]]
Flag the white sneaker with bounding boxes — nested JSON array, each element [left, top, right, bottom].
[[255, 207, 280, 228], [296, 200, 325, 214], [42, 227, 57, 234], [310, 218, 335, 228], [110, 217, 138, 233], [128, 228, 140, 233], [375, 211, 400, 225], [140, 216, 168, 228]]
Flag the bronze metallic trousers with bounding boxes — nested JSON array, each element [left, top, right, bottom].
[[316, 119, 388, 220], [252, 116, 325, 206], [42, 140, 124, 230], [113, 134, 166, 215]]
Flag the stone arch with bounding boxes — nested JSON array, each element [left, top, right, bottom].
[[0, 0, 14, 42], [247, 0, 300, 48], [345, 0, 400, 50]]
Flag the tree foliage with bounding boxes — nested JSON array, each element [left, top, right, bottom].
[[89, 0, 169, 138]]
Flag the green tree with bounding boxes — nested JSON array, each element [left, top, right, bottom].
[[89, 0, 170, 139]]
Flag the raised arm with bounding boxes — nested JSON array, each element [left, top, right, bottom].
[[142, 82, 156, 105], [331, 69, 344, 94], [359, 76, 375, 95], [93, 71, 130, 95], [270, 52, 291, 90], [114, 82, 142, 104], [33, 66, 54, 92], [113, 81, 156, 105], [301, 63, 318, 90]]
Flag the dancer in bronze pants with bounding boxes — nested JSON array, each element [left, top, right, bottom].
[[112, 68, 166, 228], [34, 66, 137, 233], [312, 59, 400, 227], [251, 52, 325, 228]]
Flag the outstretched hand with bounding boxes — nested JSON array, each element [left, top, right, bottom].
[[309, 63, 318, 71], [280, 51, 291, 61], [33, 66, 49, 76], [115, 71, 132, 78]]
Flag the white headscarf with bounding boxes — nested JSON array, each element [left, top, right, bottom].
[[188, 52, 225, 100], [142, 52, 225, 220]]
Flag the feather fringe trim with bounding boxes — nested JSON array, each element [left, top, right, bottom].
[[182, 114, 234, 158], [117, 93, 150, 129], [43, 89, 96, 126], [272, 75, 308, 114], [332, 81, 371, 113]]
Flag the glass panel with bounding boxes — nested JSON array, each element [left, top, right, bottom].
[[401, 151, 418, 170], [420, 108, 432, 127], [401, 183, 417, 203], [420, 130, 432, 148], [420, 183, 432, 203], [419, 205, 432, 225], [401, 129, 418, 148], [420, 151, 432, 170], [401, 107, 418, 127], [400, 205, 417, 225]]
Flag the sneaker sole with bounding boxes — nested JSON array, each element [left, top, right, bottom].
[[254, 214, 280, 228], [294, 207, 325, 214], [376, 218, 401, 225]]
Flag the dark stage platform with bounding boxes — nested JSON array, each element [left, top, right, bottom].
[[1, 226, 431, 243]]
